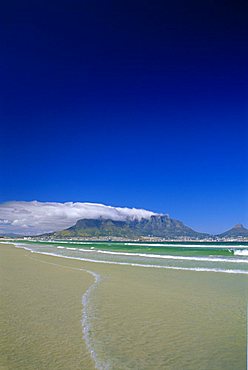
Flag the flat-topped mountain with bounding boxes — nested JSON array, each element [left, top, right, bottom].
[[47, 215, 208, 239], [217, 224, 248, 238]]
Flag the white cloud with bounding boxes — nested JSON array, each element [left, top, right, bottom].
[[0, 201, 159, 235]]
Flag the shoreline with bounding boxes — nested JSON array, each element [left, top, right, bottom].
[[26, 251, 102, 369], [0, 243, 97, 369], [2, 236, 248, 243], [1, 242, 247, 369], [7, 241, 248, 276]]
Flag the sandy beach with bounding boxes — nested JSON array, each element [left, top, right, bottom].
[[0, 244, 95, 370], [1, 242, 247, 369]]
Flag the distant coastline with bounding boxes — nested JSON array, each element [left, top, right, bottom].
[[2, 235, 248, 243]]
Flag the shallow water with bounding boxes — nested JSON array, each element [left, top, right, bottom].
[[88, 265, 248, 369], [8, 240, 248, 369], [12, 239, 248, 274]]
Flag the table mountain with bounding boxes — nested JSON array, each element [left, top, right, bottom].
[[47, 215, 208, 239]]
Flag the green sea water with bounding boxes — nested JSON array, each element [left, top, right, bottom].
[[12, 239, 248, 273], [12, 239, 248, 259]]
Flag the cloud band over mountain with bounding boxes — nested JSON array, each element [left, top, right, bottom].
[[0, 201, 158, 235]]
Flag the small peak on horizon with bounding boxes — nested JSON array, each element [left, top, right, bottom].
[[234, 223, 245, 229]]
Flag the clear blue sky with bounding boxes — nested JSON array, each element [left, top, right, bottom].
[[0, 0, 247, 233]]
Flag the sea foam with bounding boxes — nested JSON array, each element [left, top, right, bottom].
[[234, 249, 248, 256]]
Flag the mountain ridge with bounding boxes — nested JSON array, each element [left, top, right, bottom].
[[217, 224, 248, 238], [46, 214, 209, 239]]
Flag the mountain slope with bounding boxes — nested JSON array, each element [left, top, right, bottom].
[[47, 215, 208, 239], [217, 224, 248, 238]]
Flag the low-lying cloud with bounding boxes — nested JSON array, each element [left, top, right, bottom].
[[0, 201, 159, 235]]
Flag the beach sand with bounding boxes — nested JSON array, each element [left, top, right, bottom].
[[0, 244, 95, 370], [1, 243, 247, 369]]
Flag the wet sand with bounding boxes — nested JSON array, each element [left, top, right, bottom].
[[87, 262, 248, 369], [0, 244, 95, 369], [1, 243, 248, 369]]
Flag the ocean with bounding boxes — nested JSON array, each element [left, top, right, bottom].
[[12, 239, 248, 274]]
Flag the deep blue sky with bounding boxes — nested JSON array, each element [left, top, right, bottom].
[[0, 0, 247, 233]]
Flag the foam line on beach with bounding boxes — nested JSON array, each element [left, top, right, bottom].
[[26, 252, 109, 369]]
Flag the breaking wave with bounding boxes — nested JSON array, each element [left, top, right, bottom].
[[234, 249, 248, 256]]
